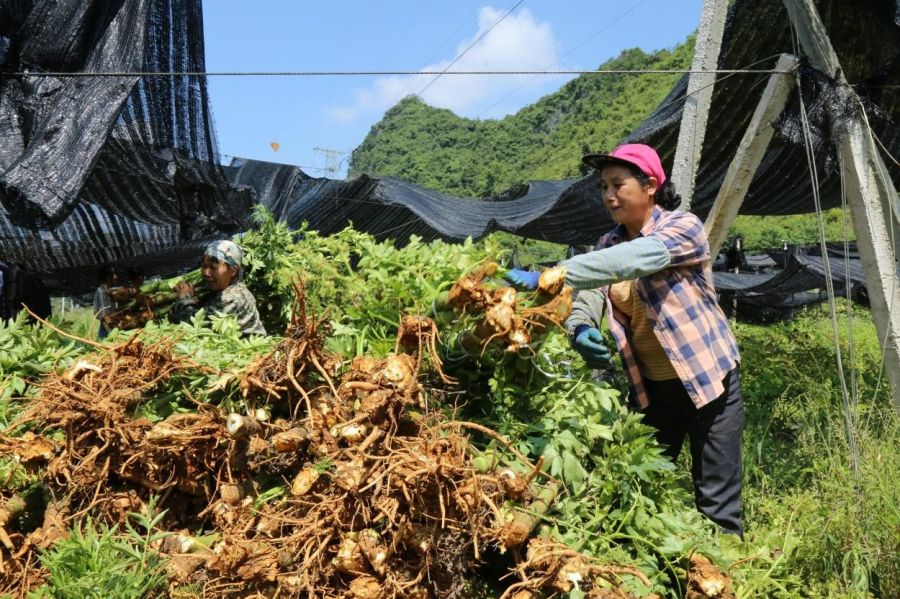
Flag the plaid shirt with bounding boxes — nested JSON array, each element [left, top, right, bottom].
[[599, 207, 740, 409]]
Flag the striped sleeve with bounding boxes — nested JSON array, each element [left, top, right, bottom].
[[560, 236, 671, 291]]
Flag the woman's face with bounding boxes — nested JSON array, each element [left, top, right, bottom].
[[600, 164, 657, 234], [201, 256, 238, 291]]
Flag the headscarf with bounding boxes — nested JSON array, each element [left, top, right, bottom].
[[204, 240, 244, 281]]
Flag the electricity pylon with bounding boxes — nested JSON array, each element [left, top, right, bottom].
[[313, 146, 346, 177]]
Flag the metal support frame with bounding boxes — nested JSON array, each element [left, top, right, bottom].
[[671, 0, 729, 209], [705, 54, 799, 257], [784, 0, 900, 412]]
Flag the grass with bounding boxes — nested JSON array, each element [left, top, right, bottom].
[[736, 303, 900, 598]]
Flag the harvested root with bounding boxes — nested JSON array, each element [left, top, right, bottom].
[[240, 279, 336, 411], [497, 482, 557, 551], [225, 413, 263, 439], [346, 574, 382, 599], [1, 281, 642, 599], [0, 495, 25, 550], [537, 266, 567, 296], [499, 538, 652, 599], [0, 432, 55, 466], [448, 262, 499, 310], [271, 427, 309, 452], [522, 286, 574, 338], [18, 338, 189, 428], [290, 467, 320, 496], [686, 554, 735, 599], [446, 268, 572, 354], [396, 314, 455, 384]]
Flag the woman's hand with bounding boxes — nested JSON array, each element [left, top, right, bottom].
[[572, 326, 612, 368], [503, 269, 541, 290], [175, 281, 194, 299]]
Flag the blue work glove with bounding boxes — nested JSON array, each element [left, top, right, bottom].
[[572, 325, 612, 368], [504, 269, 541, 290]]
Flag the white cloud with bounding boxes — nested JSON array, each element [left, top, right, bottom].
[[328, 6, 560, 121]]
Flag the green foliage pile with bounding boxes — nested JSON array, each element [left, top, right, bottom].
[[239, 206, 503, 354], [1, 212, 896, 596], [0, 314, 84, 424]]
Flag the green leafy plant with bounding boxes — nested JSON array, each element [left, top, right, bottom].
[[240, 205, 304, 333], [0, 313, 84, 427], [29, 501, 170, 599]]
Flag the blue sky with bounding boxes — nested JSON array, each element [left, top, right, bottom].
[[202, 0, 703, 178]]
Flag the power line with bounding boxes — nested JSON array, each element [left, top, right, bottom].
[[416, 0, 526, 97], [413, 1, 482, 70], [389, 1, 482, 105], [476, 0, 651, 118], [0, 68, 794, 78]]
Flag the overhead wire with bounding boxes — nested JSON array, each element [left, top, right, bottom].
[[389, 0, 482, 105], [0, 68, 792, 78], [374, 0, 434, 71], [475, 0, 651, 119], [416, 0, 525, 97]]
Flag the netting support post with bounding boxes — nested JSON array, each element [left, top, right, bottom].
[[785, 0, 900, 412], [705, 54, 799, 257], [671, 0, 729, 210]]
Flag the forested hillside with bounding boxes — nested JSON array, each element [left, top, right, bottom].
[[350, 37, 850, 251], [349, 42, 694, 197]]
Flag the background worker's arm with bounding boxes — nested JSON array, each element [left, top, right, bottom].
[[168, 282, 201, 324]]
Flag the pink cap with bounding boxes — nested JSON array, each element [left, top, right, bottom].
[[582, 143, 666, 186]]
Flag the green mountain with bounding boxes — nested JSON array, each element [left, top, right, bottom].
[[349, 40, 695, 197], [348, 35, 851, 252]]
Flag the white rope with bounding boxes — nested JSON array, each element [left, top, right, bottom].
[[839, 158, 859, 422], [796, 73, 859, 476]]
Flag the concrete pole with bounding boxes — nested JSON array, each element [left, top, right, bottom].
[[671, 0, 729, 210], [705, 54, 799, 257], [784, 0, 900, 412]]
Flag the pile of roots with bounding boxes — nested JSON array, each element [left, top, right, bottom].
[[0, 278, 733, 598]]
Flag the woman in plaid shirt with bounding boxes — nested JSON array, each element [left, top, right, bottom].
[[506, 144, 744, 536]]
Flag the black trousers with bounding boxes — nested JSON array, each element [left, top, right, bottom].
[[641, 368, 744, 536]]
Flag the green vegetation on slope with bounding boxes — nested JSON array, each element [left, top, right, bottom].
[[350, 34, 857, 253], [350, 42, 694, 197]]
